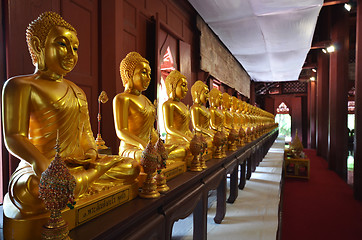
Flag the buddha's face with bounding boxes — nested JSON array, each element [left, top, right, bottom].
[[43, 26, 79, 76], [132, 61, 151, 92], [200, 87, 209, 104], [175, 77, 188, 100]]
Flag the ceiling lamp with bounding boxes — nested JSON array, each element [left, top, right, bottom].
[[327, 45, 335, 53], [344, 3, 352, 11], [322, 45, 335, 54]]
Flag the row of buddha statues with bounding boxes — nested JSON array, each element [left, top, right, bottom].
[[1, 12, 277, 239]]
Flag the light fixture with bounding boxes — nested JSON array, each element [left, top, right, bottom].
[[322, 45, 335, 54], [344, 3, 351, 11], [310, 77, 315, 81], [327, 45, 335, 53], [312, 68, 317, 73]]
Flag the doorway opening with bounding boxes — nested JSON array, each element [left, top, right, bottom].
[[275, 102, 292, 142]]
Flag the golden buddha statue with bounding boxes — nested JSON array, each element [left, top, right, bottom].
[[114, 52, 186, 180], [209, 88, 225, 132], [221, 93, 234, 131], [238, 99, 247, 129], [114, 52, 158, 161], [290, 130, 304, 158], [221, 93, 238, 150], [209, 88, 226, 157], [2, 12, 140, 239], [231, 97, 244, 146], [231, 97, 242, 131], [162, 70, 193, 162], [190, 80, 214, 159]]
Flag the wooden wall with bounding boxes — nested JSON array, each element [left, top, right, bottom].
[[100, 0, 198, 153]]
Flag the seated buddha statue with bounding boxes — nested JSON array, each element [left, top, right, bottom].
[[240, 100, 250, 127], [221, 93, 238, 150], [231, 97, 244, 146], [114, 52, 158, 161], [114, 51, 186, 173], [190, 80, 214, 158], [162, 70, 193, 162], [209, 88, 226, 157], [209, 88, 225, 132], [2, 12, 140, 223], [231, 96, 242, 131], [221, 93, 234, 131]]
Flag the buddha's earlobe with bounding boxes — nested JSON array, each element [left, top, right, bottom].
[[31, 37, 45, 70], [125, 70, 133, 90], [31, 36, 41, 54], [170, 90, 175, 99]]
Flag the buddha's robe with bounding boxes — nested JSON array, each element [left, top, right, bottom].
[[118, 93, 157, 160], [163, 99, 193, 161], [190, 104, 213, 150]]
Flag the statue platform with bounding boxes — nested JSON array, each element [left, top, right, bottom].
[[3, 181, 139, 240]]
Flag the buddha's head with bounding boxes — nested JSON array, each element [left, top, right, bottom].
[[209, 88, 222, 107], [165, 70, 188, 100], [191, 80, 209, 104], [222, 93, 231, 109], [120, 52, 151, 94], [26, 12, 78, 76]]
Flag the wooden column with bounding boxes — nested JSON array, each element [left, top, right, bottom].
[[308, 81, 317, 149], [328, 5, 349, 180], [316, 51, 329, 158], [100, 0, 123, 154], [354, 0, 362, 200], [250, 80, 256, 105]]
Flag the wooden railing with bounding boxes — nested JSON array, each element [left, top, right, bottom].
[[69, 129, 279, 240]]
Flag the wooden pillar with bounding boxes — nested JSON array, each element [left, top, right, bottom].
[[354, 0, 362, 200], [250, 80, 256, 105], [316, 51, 329, 159], [100, 0, 124, 154], [328, 5, 349, 180], [308, 81, 317, 149]]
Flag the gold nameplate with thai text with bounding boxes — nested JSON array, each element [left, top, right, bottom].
[[163, 161, 186, 180], [77, 188, 129, 224], [63, 181, 139, 230]]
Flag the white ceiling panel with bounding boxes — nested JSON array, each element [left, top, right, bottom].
[[188, 0, 323, 82], [210, 17, 266, 55]]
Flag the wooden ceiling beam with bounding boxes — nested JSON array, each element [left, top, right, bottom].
[[323, 0, 348, 7], [311, 40, 331, 49]]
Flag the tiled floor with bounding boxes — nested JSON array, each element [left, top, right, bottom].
[[172, 136, 285, 240]]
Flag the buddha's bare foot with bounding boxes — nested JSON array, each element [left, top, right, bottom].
[[91, 155, 122, 172]]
